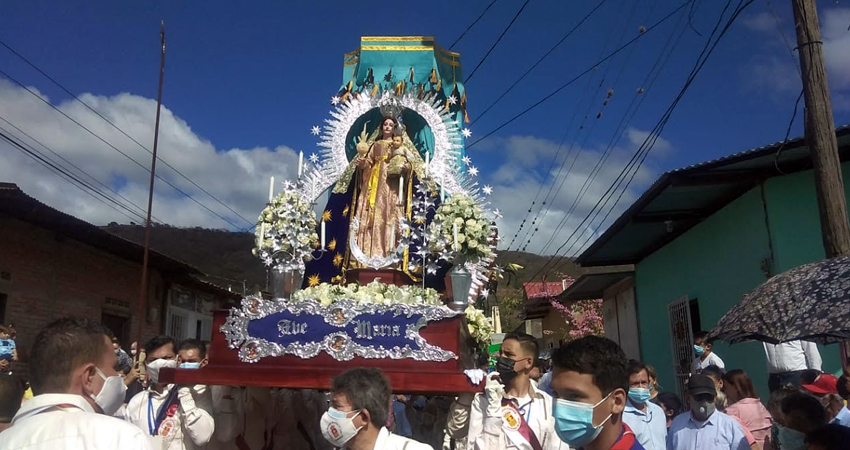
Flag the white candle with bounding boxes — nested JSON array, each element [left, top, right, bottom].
[[453, 222, 459, 251], [390, 225, 395, 247], [424, 152, 430, 178], [440, 186, 445, 202], [298, 151, 304, 178], [399, 175, 405, 200], [258, 222, 265, 248], [268, 176, 274, 202], [320, 221, 326, 249]]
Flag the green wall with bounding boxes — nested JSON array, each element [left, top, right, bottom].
[[634, 163, 849, 401]]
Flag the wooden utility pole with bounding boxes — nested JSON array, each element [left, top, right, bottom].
[[136, 21, 167, 346], [791, 0, 850, 258]]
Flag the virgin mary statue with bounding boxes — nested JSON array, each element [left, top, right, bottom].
[[302, 108, 432, 287]]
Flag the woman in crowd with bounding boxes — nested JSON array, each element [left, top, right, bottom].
[[646, 364, 660, 401], [723, 369, 772, 449]]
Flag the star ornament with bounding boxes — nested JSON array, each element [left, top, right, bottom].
[[311, 126, 321, 136], [309, 153, 320, 163], [468, 166, 479, 177], [447, 95, 457, 105], [461, 128, 472, 138], [483, 185, 493, 195], [331, 96, 340, 105], [462, 155, 472, 166]]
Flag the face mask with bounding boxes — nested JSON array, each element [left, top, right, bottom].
[[691, 399, 716, 421], [130, 349, 137, 356], [89, 367, 127, 416], [320, 407, 363, 447], [777, 425, 807, 450], [146, 359, 177, 384], [693, 345, 705, 356], [552, 392, 613, 448], [496, 356, 520, 386], [179, 362, 201, 369], [628, 388, 651, 404]]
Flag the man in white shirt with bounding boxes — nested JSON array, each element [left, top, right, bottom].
[[762, 340, 822, 392], [691, 331, 725, 375], [124, 336, 214, 450], [0, 317, 153, 450], [320, 367, 432, 450], [621, 360, 666, 450], [447, 332, 566, 450]]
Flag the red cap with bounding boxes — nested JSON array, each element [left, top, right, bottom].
[[801, 373, 839, 395]]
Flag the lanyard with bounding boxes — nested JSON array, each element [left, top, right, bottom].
[[147, 394, 157, 435], [147, 388, 179, 436], [517, 399, 533, 423]]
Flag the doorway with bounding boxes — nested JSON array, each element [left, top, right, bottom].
[[101, 312, 130, 347]]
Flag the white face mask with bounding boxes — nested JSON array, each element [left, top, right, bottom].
[[130, 349, 137, 356], [320, 407, 363, 447], [89, 367, 127, 415], [146, 359, 177, 384]]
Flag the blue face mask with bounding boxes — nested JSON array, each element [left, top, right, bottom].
[[552, 392, 613, 448], [693, 345, 705, 356], [179, 362, 201, 369], [628, 388, 651, 404]]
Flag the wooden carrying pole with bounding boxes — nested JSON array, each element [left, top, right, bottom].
[[137, 21, 166, 346], [791, 0, 850, 258]]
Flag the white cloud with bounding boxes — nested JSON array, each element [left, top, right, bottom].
[[0, 79, 298, 229], [479, 127, 664, 256], [822, 7, 850, 89], [743, 11, 777, 33], [743, 6, 850, 108]]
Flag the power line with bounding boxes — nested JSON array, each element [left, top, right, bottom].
[[466, 0, 694, 150], [471, 0, 610, 125], [0, 38, 255, 228], [0, 114, 163, 224], [465, 0, 532, 83], [450, 0, 500, 49], [0, 129, 146, 223], [530, 0, 755, 280], [0, 67, 245, 230]]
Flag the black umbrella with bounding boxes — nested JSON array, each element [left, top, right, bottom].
[[708, 256, 850, 345]]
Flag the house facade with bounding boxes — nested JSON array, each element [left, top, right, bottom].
[[576, 127, 850, 399], [0, 183, 238, 372], [518, 278, 574, 353]]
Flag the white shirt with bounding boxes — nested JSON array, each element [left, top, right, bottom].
[[367, 426, 433, 450], [0, 393, 153, 450], [622, 399, 667, 450], [124, 384, 214, 450], [762, 341, 822, 373], [466, 382, 568, 450], [691, 352, 725, 375]]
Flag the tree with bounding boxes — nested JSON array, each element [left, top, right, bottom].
[[549, 299, 604, 341]]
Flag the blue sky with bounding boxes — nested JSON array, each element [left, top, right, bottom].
[[1, 1, 849, 255]]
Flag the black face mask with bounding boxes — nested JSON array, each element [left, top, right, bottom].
[[496, 356, 519, 386]]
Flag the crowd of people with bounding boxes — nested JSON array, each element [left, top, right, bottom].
[[0, 318, 848, 450]]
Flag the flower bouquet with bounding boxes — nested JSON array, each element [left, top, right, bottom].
[[253, 188, 319, 273]]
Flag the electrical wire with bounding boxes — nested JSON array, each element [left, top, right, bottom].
[[466, 0, 694, 150], [450, 0, 500, 49], [0, 38, 256, 229], [465, 0, 532, 83], [0, 67, 245, 230], [471, 0, 610, 125]]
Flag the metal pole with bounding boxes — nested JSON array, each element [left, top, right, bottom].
[[136, 21, 166, 346]]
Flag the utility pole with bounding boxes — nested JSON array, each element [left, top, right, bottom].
[[137, 21, 166, 346], [791, 0, 850, 258]]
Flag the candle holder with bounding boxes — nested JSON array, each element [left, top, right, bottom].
[[448, 253, 472, 312]]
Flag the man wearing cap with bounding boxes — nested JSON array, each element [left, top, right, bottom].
[[801, 373, 849, 426], [667, 374, 749, 450]]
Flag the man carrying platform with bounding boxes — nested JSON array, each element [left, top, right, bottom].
[[447, 332, 567, 450]]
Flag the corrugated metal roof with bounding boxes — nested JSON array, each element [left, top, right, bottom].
[[0, 182, 202, 275], [577, 125, 850, 266]]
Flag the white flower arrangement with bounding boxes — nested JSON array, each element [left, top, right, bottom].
[[291, 280, 442, 307], [428, 194, 493, 260], [464, 305, 495, 347], [253, 188, 319, 272]]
